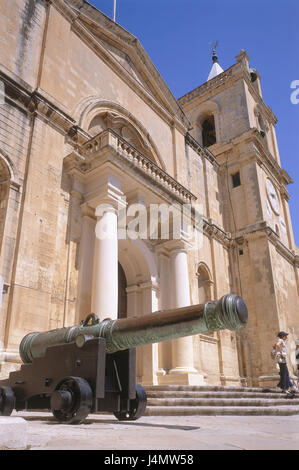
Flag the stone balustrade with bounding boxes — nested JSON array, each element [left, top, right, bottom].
[[78, 128, 196, 204]]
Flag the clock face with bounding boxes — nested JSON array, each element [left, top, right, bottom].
[[266, 179, 280, 214]]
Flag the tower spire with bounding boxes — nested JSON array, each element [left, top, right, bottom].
[[207, 41, 224, 81]]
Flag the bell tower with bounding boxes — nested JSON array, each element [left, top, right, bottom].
[[179, 50, 299, 387]]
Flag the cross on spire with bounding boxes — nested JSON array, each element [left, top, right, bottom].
[[209, 41, 219, 63]]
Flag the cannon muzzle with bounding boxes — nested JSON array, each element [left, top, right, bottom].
[[20, 294, 248, 363]]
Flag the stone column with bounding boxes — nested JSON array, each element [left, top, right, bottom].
[[156, 247, 172, 374], [126, 285, 141, 317], [125, 284, 143, 380], [91, 204, 118, 321], [168, 243, 198, 380], [139, 281, 159, 385], [76, 203, 95, 322]]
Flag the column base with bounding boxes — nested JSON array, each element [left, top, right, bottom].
[[169, 366, 198, 375], [258, 374, 280, 388], [0, 349, 21, 379], [156, 368, 167, 376], [138, 375, 159, 386], [220, 374, 244, 387], [158, 369, 206, 385]]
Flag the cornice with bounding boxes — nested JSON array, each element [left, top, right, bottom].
[[202, 216, 299, 266], [0, 69, 34, 115], [178, 61, 277, 127], [0, 69, 92, 144], [232, 220, 298, 267], [242, 72, 277, 125], [178, 66, 235, 107], [51, 0, 78, 23], [202, 217, 232, 248], [213, 128, 293, 191], [252, 130, 293, 191]]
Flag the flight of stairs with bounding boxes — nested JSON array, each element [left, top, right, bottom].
[[144, 385, 299, 416]]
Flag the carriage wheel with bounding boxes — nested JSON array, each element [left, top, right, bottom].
[[50, 376, 93, 424], [114, 384, 147, 421], [0, 386, 15, 416]]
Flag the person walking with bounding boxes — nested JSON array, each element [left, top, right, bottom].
[[274, 331, 295, 396]]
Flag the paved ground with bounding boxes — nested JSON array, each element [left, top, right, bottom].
[[8, 411, 299, 451]]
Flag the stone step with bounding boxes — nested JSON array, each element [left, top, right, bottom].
[[144, 385, 285, 393], [147, 397, 299, 407], [144, 405, 299, 416], [143, 385, 299, 416], [146, 391, 291, 399]]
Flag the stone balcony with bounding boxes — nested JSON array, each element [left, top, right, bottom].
[[64, 128, 196, 205]]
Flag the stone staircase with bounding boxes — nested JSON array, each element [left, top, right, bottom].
[[143, 385, 299, 416]]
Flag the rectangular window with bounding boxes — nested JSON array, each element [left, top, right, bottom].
[[231, 171, 241, 188]]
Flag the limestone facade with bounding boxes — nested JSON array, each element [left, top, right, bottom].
[[0, 0, 298, 387]]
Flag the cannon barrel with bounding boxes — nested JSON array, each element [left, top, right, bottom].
[[19, 294, 248, 363]]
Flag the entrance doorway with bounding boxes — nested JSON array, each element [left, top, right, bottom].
[[118, 262, 127, 318]]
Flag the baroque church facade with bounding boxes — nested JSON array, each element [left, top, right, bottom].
[[0, 0, 298, 388]]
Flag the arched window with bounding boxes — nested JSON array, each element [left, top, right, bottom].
[[88, 114, 107, 136], [197, 263, 213, 304], [202, 116, 216, 147], [88, 112, 156, 162]]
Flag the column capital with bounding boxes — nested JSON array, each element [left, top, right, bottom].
[[155, 231, 192, 255], [80, 203, 95, 219], [70, 189, 83, 201], [126, 284, 141, 295], [164, 239, 192, 255], [140, 280, 159, 292], [88, 183, 126, 214], [155, 245, 169, 259]]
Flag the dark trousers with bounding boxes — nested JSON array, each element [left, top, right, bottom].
[[278, 362, 290, 390]]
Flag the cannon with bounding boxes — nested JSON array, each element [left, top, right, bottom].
[[0, 294, 247, 423]]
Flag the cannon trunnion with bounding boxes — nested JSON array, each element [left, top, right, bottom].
[[0, 294, 248, 423]]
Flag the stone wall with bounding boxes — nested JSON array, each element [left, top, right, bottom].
[[0, 0, 250, 385]]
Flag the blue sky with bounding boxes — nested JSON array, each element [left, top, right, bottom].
[[91, 0, 299, 245]]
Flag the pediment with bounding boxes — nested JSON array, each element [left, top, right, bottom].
[[63, 0, 190, 130], [81, 21, 151, 91]]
